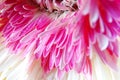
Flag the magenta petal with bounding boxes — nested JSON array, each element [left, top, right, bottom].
[[22, 4, 37, 10], [49, 45, 56, 70], [63, 34, 74, 65], [54, 29, 65, 43], [55, 49, 63, 68], [36, 14, 52, 30], [46, 34, 56, 51], [14, 3, 24, 11]]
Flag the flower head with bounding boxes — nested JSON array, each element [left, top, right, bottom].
[[0, 0, 120, 80]]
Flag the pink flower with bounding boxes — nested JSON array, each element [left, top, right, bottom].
[[0, 0, 120, 80]]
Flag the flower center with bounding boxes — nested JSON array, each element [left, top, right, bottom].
[[32, 0, 78, 12]]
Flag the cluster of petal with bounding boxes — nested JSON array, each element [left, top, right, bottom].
[[0, 0, 120, 80], [0, 42, 120, 80]]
